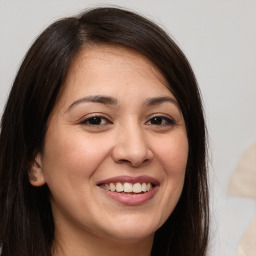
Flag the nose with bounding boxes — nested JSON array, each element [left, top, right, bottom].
[[111, 124, 153, 167]]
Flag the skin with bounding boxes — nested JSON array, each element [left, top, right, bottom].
[[30, 45, 189, 256]]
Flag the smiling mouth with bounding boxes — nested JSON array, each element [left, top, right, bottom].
[[99, 182, 154, 194], [97, 176, 159, 205]]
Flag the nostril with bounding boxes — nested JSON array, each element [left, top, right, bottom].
[[116, 157, 151, 167], [111, 135, 153, 166]]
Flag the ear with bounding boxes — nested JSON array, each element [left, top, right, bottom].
[[28, 153, 46, 187]]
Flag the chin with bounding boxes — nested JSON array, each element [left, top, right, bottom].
[[100, 217, 161, 242]]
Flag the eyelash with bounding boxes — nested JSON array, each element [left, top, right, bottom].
[[145, 115, 176, 126], [79, 114, 176, 127], [79, 115, 111, 126]]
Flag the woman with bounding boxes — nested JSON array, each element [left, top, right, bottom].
[[0, 7, 209, 256]]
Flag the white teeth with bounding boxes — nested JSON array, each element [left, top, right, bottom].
[[141, 183, 147, 192], [133, 183, 142, 193], [116, 182, 124, 192], [146, 183, 152, 191], [110, 183, 115, 192], [124, 182, 133, 192], [102, 182, 153, 193]]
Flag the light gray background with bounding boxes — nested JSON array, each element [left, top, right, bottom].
[[0, 0, 255, 255]]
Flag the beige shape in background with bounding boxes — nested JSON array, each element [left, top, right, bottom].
[[228, 143, 256, 256], [237, 215, 256, 256], [228, 143, 256, 199]]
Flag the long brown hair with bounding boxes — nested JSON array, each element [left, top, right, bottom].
[[0, 7, 209, 256]]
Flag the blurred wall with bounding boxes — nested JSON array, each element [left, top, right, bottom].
[[0, 0, 255, 255]]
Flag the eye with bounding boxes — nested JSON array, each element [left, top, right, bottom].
[[79, 116, 111, 126], [146, 116, 176, 126]]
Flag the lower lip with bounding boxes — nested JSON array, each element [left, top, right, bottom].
[[99, 186, 159, 206]]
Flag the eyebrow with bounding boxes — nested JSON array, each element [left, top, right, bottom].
[[66, 95, 179, 112], [66, 95, 118, 112], [145, 96, 179, 108]]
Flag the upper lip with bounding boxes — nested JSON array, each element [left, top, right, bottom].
[[96, 175, 160, 186]]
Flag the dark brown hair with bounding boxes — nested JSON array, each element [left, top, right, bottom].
[[0, 7, 209, 256]]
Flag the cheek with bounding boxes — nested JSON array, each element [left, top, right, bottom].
[[149, 133, 188, 226], [156, 133, 189, 175], [158, 134, 188, 194], [40, 129, 112, 217], [41, 128, 109, 183]]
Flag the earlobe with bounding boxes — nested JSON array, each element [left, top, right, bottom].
[[28, 153, 46, 187]]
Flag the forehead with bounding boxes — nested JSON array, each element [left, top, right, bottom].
[[55, 44, 174, 110], [67, 44, 168, 87]]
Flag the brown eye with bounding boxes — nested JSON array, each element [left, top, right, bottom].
[[147, 116, 176, 126], [80, 116, 109, 126]]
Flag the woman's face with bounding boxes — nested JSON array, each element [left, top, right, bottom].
[[32, 45, 188, 244]]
